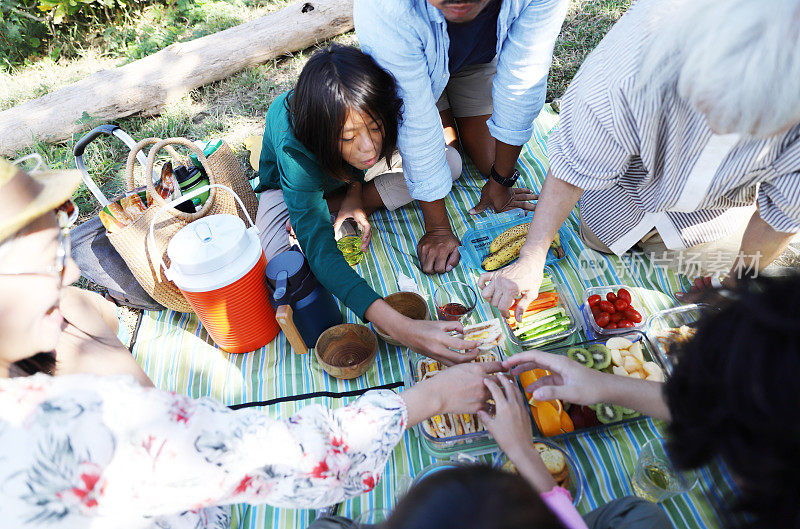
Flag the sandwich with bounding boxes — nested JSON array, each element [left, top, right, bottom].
[[461, 318, 505, 351]]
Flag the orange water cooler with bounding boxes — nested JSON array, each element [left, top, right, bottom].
[[165, 213, 280, 353]]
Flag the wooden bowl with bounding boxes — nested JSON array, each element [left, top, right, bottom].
[[374, 292, 430, 346], [315, 323, 378, 379]]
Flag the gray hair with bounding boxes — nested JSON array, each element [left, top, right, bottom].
[[639, 0, 800, 138]]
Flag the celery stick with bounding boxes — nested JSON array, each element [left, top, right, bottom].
[[514, 312, 567, 337], [518, 317, 572, 340], [515, 307, 564, 331]]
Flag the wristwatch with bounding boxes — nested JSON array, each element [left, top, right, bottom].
[[490, 164, 520, 187]]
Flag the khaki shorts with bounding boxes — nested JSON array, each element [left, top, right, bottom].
[[435, 59, 496, 118]]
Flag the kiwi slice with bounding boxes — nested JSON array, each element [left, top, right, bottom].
[[592, 403, 623, 424], [587, 344, 611, 370], [566, 347, 593, 368], [619, 406, 640, 418]]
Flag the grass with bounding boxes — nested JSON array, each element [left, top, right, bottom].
[[4, 0, 628, 224]]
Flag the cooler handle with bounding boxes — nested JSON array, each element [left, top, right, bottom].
[[148, 183, 257, 281]]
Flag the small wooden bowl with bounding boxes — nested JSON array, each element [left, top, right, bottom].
[[315, 323, 378, 379], [374, 292, 430, 346]]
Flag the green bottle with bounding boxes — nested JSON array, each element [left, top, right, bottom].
[[189, 139, 223, 177]]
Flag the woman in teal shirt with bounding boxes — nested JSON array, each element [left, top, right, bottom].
[[255, 45, 473, 364]]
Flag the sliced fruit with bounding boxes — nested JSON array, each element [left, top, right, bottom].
[[559, 410, 575, 433], [627, 370, 644, 379], [566, 347, 593, 368], [643, 361, 665, 382], [622, 355, 643, 374], [628, 341, 644, 362], [610, 348, 624, 367], [568, 406, 586, 430], [588, 344, 611, 370], [582, 405, 601, 427], [593, 403, 623, 424], [519, 370, 538, 393], [533, 402, 562, 437], [612, 365, 629, 377], [606, 337, 633, 350]]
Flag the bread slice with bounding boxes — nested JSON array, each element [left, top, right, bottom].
[[534, 443, 567, 477]]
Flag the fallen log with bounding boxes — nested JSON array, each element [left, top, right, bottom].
[[0, 0, 353, 156]]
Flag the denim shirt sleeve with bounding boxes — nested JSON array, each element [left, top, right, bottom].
[[488, 0, 570, 146], [355, 0, 454, 202]]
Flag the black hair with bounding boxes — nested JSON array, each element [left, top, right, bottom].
[[382, 465, 565, 529], [10, 352, 56, 377], [288, 43, 402, 181], [665, 273, 800, 529]]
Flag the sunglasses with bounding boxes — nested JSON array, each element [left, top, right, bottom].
[[0, 199, 75, 284]]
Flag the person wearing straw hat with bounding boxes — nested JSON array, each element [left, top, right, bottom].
[[0, 157, 151, 383], [0, 158, 503, 527]]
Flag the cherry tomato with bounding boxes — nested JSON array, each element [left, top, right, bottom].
[[588, 294, 602, 307], [599, 300, 615, 314], [614, 299, 628, 311], [591, 306, 602, 318], [595, 312, 610, 327], [616, 288, 632, 304], [610, 312, 624, 323], [606, 292, 617, 303], [624, 308, 643, 323], [606, 321, 618, 329], [617, 319, 634, 328]]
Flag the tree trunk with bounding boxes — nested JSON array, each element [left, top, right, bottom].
[[0, 0, 354, 156]]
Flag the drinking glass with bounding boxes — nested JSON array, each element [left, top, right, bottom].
[[631, 437, 697, 502], [433, 280, 477, 323]]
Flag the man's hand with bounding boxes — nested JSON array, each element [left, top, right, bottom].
[[470, 179, 537, 215], [417, 227, 461, 274], [478, 252, 545, 320]]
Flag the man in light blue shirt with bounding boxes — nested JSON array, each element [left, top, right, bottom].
[[354, 0, 569, 273]]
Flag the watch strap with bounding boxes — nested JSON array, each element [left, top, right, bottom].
[[490, 164, 519, 187]]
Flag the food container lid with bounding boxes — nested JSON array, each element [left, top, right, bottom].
[[459, 209, 572, 272], [167, 214, 251, 276]]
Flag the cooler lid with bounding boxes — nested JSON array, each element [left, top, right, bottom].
[[168, 214, 251, 276]]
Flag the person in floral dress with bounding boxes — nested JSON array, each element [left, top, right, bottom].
[[0, 158, 501, 528]]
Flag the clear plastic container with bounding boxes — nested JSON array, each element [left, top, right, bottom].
[[645, 304, 709, 374], [580, 284, 648, 337], [523, 332, 666, 440], [493, 440, 584, 506], [505, 266, 581, 350], [402, 347, 506, 459], [459, 210, 572, 272]]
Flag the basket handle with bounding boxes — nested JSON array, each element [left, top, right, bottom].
[[124, 137, 182, 193], [147, 183, 257, 282], [142, 137, 223, 222]]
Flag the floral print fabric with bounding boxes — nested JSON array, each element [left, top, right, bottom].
[[0, 374, 407, 528]]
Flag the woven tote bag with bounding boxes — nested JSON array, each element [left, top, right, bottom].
[[107, 137, 258, 312]]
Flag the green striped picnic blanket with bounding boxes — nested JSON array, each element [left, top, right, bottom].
[[131, 106, 741, 529]]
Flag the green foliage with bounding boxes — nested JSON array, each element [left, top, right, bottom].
[[0, 1, 49, 68]]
